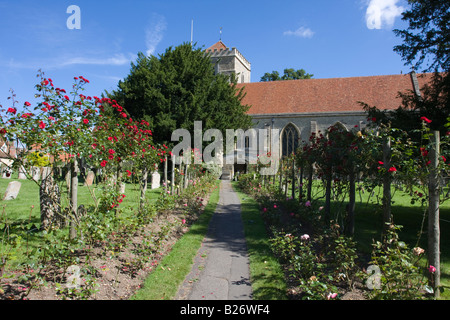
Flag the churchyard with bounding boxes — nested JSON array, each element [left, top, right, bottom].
[[0, 55, 449, 301]]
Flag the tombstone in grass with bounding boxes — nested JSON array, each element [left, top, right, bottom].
[[18, 166, 27, 179], [151, 171, 160, 189], [84, 170, 95, 187], [31, 166, 40, 182], [2, 167, 12, 179], [3, 181, 21, 200]]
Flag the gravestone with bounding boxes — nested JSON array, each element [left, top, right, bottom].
[[3, 181, 21, 200], [151, 171, 160, 189], [18, 166, 27, 179], [84, 171, 95, 186], [32, 167, 40, 181], [2, 167, 12, 179]]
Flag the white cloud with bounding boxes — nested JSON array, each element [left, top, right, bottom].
[[365, 0, 404, 29], [59, 53, 134, 67], [145, 14, 167, 56], [283, 26, 315, 38], [1, 53, 136, 70]]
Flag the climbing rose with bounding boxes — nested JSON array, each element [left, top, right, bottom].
[[100, 160, 107, 167], [39, 121, 46, 129], [388, 167, 397, 172], [420, 116, 432, 124], [300, 234, 310, 241], [413, 247, 425, 256], [327, 293, 338, 300], [83, 119, 89, 124], [428, 265, 436, 273]]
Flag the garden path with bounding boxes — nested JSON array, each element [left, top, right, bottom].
[[175, 179, 253, 300]]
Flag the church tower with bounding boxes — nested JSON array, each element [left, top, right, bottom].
[[206, 41, 251, 83]]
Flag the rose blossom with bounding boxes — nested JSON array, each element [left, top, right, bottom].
[[300, 234, 310, 241]]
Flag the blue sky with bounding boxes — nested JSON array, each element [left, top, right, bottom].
[[0, 0, 411, 110]]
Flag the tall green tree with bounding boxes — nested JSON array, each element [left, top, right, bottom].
[[108, 43, 252, 147], [260, 68, 313, 82], [364, 0, 449, 134]]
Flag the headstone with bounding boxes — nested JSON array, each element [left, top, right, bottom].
[[18, 166, 27, 179], [66, 265, 81, 289], [119, 182, 126, 194], [3, 181, 21, 200], [2, 169, 11, 179], [32, 166, 40, 181], [84, 171, 95, 186], [151, 171, 160, 189]]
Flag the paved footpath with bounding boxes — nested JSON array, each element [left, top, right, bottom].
[[175, 179, 253, 300]]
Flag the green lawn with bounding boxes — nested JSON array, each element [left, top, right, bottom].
[[0, 174, 162, 269], [0, 175, 161, 222], [232, 182, 288, 300], [279, 180, 450, 299]]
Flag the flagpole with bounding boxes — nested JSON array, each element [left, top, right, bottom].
[[191, 19, 194, 45]]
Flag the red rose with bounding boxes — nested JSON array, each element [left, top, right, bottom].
[[83, 119, 89, 124], [39, 121, 46, 129], [100, 160, 107, 167], [420, 116, 432, 124], [24, 101, 31, 106]]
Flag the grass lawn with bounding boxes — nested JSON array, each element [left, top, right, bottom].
[[232, 181, 288, 300], [281, 180, 450, 299], [0, 174, 162, 268]]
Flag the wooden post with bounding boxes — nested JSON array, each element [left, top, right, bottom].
[[164, 155, 168, 189], [184, 164, 189, 189], [291, 158, 295, 200], [346, 166, 356, 236], [382, 137, 392, 237], [298, 166, 303, 202], [171, 155, 175, 195], [428, 131, 441, 298], [69, 158, 78, 240], [139, 167, 149, 212], [324, 167, 332, 224], [307, 163, 313, 201], [279, 159, 283, 191]]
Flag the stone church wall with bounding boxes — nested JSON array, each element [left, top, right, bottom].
[[251, 111, 368, 145]]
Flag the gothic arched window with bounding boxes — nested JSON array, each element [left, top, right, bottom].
[[282, 123, 300, 157]]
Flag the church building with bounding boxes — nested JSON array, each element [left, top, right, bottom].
[[205, 41, 430, 177]]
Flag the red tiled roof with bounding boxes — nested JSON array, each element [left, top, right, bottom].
[[206, 41, 228, 52], [236, 73, 433, 115]]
